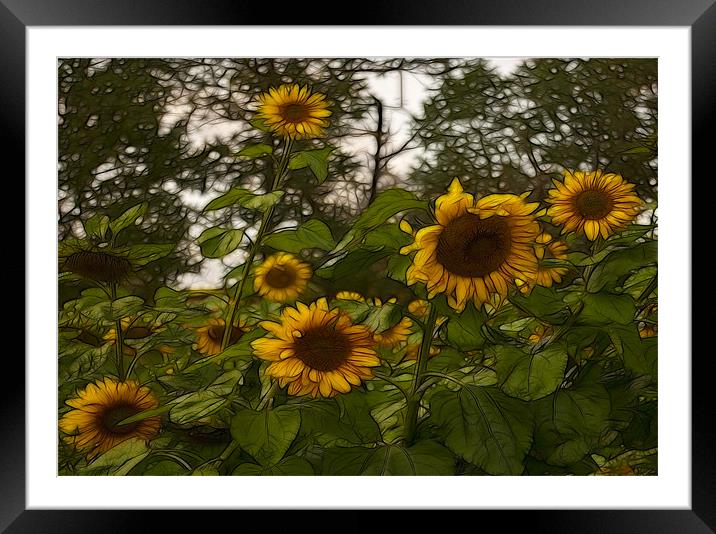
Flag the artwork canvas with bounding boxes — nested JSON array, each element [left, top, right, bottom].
[[57, 57, 657, 476]]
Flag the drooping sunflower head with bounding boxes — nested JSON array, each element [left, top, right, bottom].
[[59, 377, 160, 458], [335, 291, 365, 302], [255, 84, 331, 140], [63, 250, 132, 283], [546, 170, 642, 241], [103, 316, 157, 345], [400, 178, 541, 311], [251, 298, 379, 398], [254, 252, 312, 302], [373, 316, 414, 348], [195, 318, 246, 356]]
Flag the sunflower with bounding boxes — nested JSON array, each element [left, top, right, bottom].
[[255, 84, 331, 140], [373, 316, 414, 348], [254, 252, 312, 302], [63, 250, 132, 283], [195, 318, 247, 356], [534, 232, 569, 288], [546, 170, 642, 241], [335, 291, 366, 302], [251, 298, 379, 398], [400, 178, 541, 311], [639, 323, 657, 338], [59, 377, 160, 458], [527, 323, 552, 344]]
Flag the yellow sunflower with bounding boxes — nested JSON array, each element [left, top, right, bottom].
[[534, 232, 569, 288], [59, 377, 160, 458], [335, 291, 366, 302], [254, 252, 312, 302], [251, 298, 379, 398], [400, 178, 541, 311], [255, 84, 331, 140], [373, 316, 413, 348], [103, 316, 159, 357], [639, 323, 657, 338], [195, 318, 247, 356], [527, 323, 552, 344], [546, 170, 642, 241]]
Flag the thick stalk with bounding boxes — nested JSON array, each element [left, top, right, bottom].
[[403, 302, 438, 446], [219, 138, 294, 351], [110, 283, 126, 381]]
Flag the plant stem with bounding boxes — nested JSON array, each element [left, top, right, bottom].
[[257, 381, 280, 410], [403, 301, 438, 446], [219, 138, 294, 351], [110, 283, 126, 381]]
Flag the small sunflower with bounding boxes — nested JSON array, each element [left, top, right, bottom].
[[254, 252, 312, 302], [403, 342, 441, 362], [400, 178, 541, 311], [546, 170, 642, 241], [373, 316, 414, 348], [255, 84, 331, 140], [534, 232, 569, 288], [59, 378, 160, 458], [251, 298, 379, 398], [195, 318, 246, 356], [335, 291, 366, 302], [639, 323, 657, 338], [527, 323, 552, 344]]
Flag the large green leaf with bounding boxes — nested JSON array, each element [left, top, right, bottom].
[[104, 295, 145, 321], [231, 405, 301, 466], [233, 456, 315, 476], [169, 390, 227, 425], [322, 441, 455, 475], [580, 292, 635, 326], [123, 243, 175, 266], [608, 324, 657, 377], [494, 345, 568, 401], [238, 143, 273, 158], [299, 398, 381, 447], [203, 187, 284, 212], [77, 438, 151, 476], [430, 385, 532, 475], [197, 227, 244, 258], [587, 241, 657, 292], [153, 286, 188, 310], [288, 147, 333, 183], [317, 246, 393, 280], [263, 219, 335, 252], [509, 286, 570, 324], [109, 202, 148, 235], [444, 304, 486, 350], [83, 213, 110, 240]]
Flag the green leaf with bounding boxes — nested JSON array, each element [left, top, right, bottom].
[[203, 188, 284, 212], [553, 382, 611, 437], [109, 202, 148, 235], [183, 328, 264, 372], [288, 147, 333, 183], [363, 302, 403, 332], [169, 390, 227, 425], [263, 219, 335, 253], [608, 324, 657, 376], [322, 442, 455, 475], [249, 118, 271, 132], [580, 292, 635, 326], [444, 304, 486, 350], [510, 286, 570, 324], [105, 295, 145, 321], [317, 246, 392, 280], [233, 456, 315, 476], [123, 243, 175, 266], [238, 143, 273, 158], [493, 345, 568, 401], [197, 227, 244, 258], [83, 214, 110, 240], [231, 405, 301, 466], [153, 287, 188, 310], [77, 438, 150, 476], [587, 241, 657, 293], [191, 466, 220, 476], [334, 189, 428, 251], [430, 385, 532, 475]]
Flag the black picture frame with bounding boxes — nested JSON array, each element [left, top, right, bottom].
[[6, 1, 707, 531]]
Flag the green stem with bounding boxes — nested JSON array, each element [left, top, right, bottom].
[[403, 301, 438, 446], [220, 138, 294, 351], [110, 283, 126, 381], [257, 381, 280, 410]]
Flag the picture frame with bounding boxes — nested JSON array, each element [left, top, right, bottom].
[[7, 0, 707, 530]]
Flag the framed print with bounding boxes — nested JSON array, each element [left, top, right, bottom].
[[6, 0, 708, 531]]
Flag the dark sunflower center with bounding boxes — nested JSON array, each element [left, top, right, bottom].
[[264, 265, 297, 289], [575, 189, 613, 220], [281, 103, 310, 123], [64, 251, 131, 282], [207, 325, 243, 345], [100, 404, 141, 435], [293, 324, 351, 372], [436, 214, 512, 277]]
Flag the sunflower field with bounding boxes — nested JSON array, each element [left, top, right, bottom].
[[58, 58, 658, 476]]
